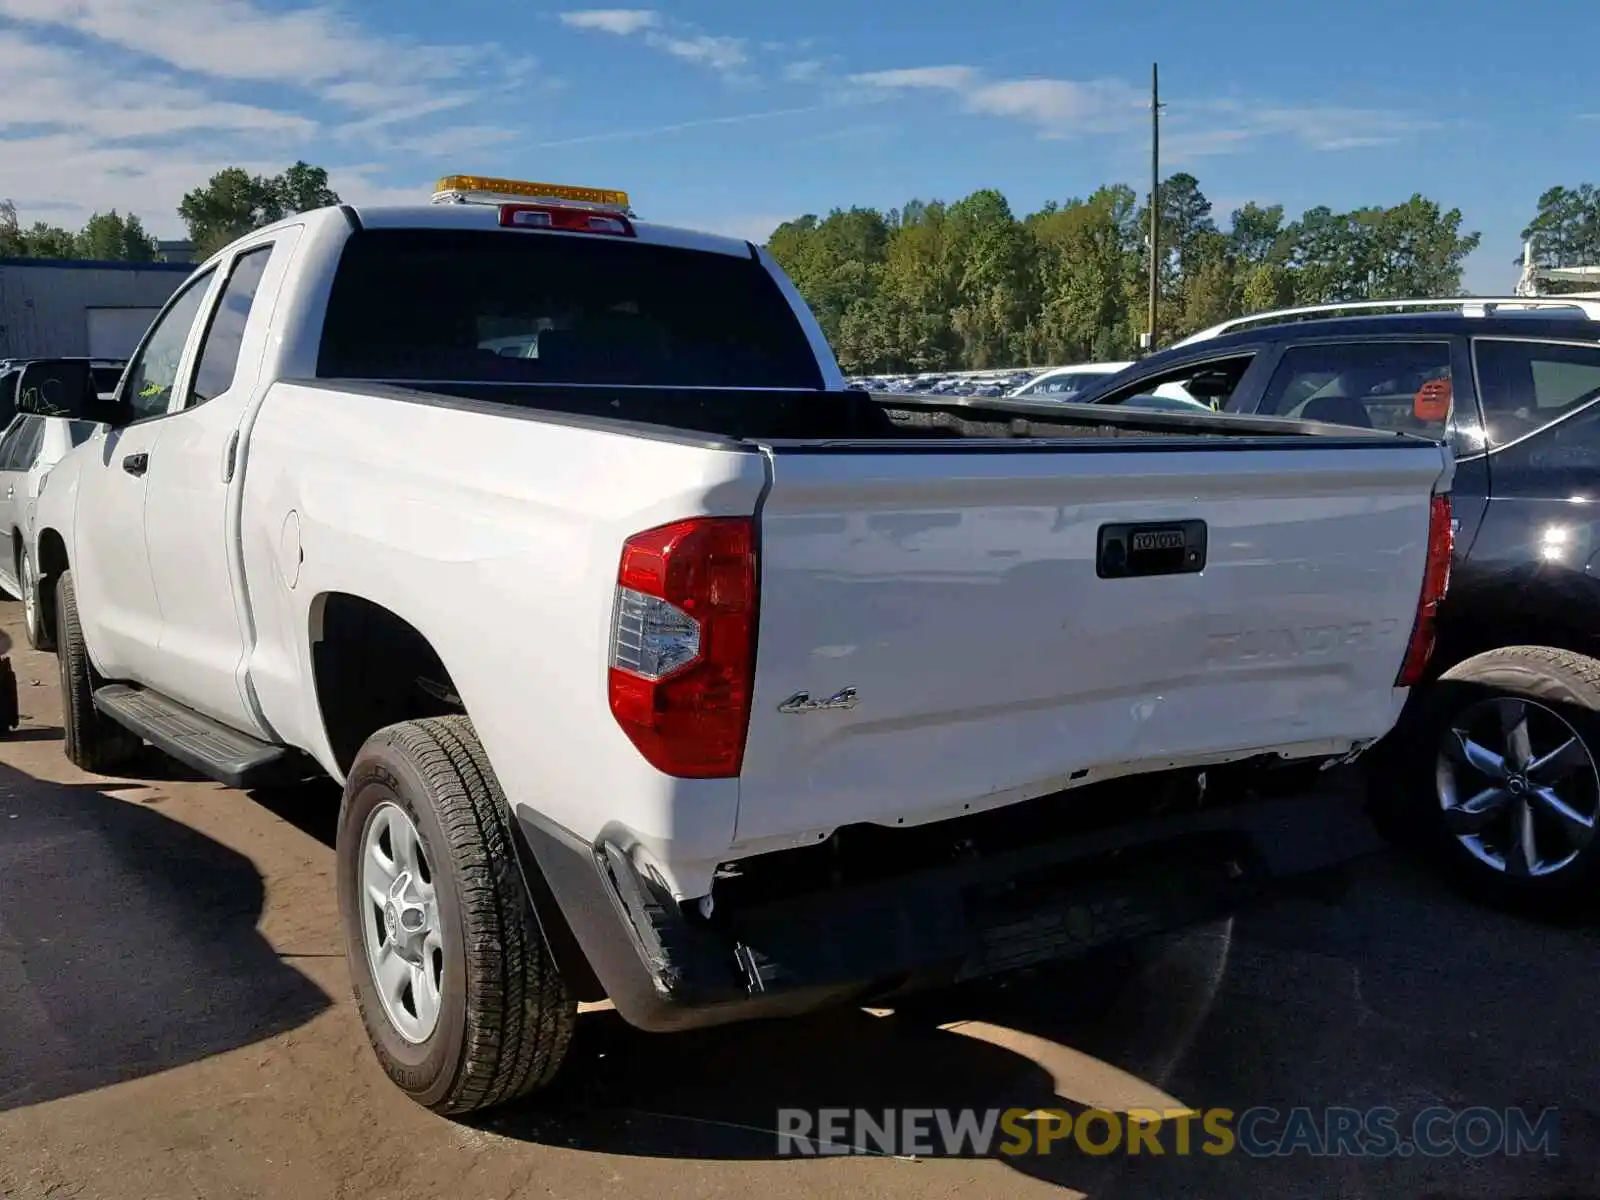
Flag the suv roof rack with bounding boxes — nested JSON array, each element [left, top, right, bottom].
[[1173, 296, 1600, 348]]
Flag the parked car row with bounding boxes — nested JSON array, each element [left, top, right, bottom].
[[847, 368, 1036, 396], [847, 360, 1212, 410]]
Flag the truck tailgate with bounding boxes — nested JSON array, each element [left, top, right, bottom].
[[734, 439, 1449, 848]]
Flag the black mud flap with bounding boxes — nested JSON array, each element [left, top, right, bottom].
[[0, 657, 18, 733]]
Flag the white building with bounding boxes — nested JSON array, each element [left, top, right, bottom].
[[0, 257, 194, 361]]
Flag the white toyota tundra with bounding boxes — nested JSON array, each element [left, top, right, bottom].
[[29, 176, 1454, 1114]]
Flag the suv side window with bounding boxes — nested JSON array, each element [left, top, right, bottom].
[[1256, 341, 1453, 434], [188, 246, 273, 407], [122, 269, 216, 421], [1488, 396, 1600, 477], [1094, 353, 1256, 409], [7, 416, 44, 471], [0, 417, 25, 471], [1473, 339, 1600, 446]]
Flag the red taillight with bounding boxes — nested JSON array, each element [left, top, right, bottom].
[[499, 203, 635, 237], [1396, 493, 1453, 687], [607, 517, 757, 778]]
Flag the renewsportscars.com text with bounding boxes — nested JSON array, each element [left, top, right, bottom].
[[775, 1106, 1560, 1159]]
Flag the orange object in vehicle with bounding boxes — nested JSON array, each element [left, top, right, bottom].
[[1414, 377, 1452, 421]]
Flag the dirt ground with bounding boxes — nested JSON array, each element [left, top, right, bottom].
[[1, 598, 1597, 1200]]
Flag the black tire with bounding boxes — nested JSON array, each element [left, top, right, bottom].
[[55, 569, 140, 773], [1400, 645, 1600, 915], [336, 715, 576, 1114], [19, 545, 51, 651]]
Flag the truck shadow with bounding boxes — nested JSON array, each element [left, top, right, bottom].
[[213, 766, 1600, 1196], [0, 762, 333, 1112], [456, 855, 1600, 1197]]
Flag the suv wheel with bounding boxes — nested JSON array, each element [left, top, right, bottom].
[[19, 545, 51, 651], [1407, 646, 1600, 912]]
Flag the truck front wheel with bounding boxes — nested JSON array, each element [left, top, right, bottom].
[[55, 569, 140, 774], [336, 715, 576, 1114]]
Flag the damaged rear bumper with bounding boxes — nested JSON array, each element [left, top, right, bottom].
[[517, 768, 1381, 1034]]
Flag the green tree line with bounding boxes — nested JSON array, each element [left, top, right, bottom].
[[0, 162, 342, 264], [766, 173, 1494, 372]]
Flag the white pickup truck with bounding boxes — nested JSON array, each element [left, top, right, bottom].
[[29, 176, 1454, 1115]]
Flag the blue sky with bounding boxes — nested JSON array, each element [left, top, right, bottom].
[[0, 0, 1595, 292]]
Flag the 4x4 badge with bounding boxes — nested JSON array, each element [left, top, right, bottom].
[[777, 687, 858, 714]]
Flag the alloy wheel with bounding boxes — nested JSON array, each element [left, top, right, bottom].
[[1435, 696, 1600, 877], [358, 801, 445, 1043]]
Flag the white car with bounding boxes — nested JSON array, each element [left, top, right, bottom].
[[1008, 361, 1133, 398], [1011, 362, 1217, 413], [31, 173, 1452, 1116], [0, 365, 105, 649]]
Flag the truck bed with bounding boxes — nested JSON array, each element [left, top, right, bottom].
[[255, 376, 1448, 876], [315, 379, 1427, 447]]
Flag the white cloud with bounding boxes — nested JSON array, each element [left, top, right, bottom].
[[783, 59, 825, 83], [648, 33, 748, 73], [0, 3, 541, 238], [0, 0, 530, 116], [852, 66, 979, 91], [0, 132, 287, 237], [558, 9, 660, 35], [967, 79, 1146, 133], [852, 61, 1438, 152], [0, 32, 314, 140], [529, 104, 831, 149], [851, 66, 1143, 137], [1181, 99, 1442, 157], [559, 7, 749, 77]]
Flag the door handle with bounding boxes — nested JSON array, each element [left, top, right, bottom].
[[4, 485, 12, 500], [122, 452, 149, 477]]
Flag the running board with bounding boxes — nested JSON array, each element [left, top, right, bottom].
[[92, 684, 294, 789]]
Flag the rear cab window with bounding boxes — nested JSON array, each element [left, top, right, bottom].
[[315, 229, 824, 390], [1255, 341, 1454, 435]]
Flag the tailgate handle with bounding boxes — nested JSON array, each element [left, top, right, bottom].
[[1098, 520, 1207, 579]]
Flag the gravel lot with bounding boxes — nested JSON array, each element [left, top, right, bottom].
[[0, 597, 1595, 1199]]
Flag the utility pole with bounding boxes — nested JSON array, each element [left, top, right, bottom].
[[1145, 61, 1161, 355]]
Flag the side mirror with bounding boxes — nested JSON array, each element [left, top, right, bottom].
[[16, 359, 132, 427]]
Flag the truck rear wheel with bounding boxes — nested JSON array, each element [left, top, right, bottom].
[[336, 715, 576, 1114], [55, 569, 140, 774], [1405, 645, 1600, 914]]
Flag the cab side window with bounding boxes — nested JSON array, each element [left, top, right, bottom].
[[189, 246, 274, 407], [1473, 339, 1600, 447], [122, 270, 216, 421], [0, 370, 18, 430]]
